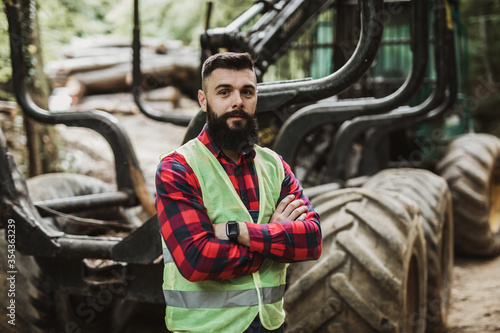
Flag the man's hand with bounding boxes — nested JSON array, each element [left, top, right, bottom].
[[270, 194, 308, 223]]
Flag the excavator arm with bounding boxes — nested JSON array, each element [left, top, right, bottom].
[[201, 0, 335, 76]]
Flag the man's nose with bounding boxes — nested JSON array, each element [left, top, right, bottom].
[[232, 92, 244, 109]]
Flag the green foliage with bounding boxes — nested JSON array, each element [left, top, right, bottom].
[[37, 0, 119, 61], [459, 0, 500, 83], [112, 0, 255, 46], [0, 0, 119, 99], [0, 8, 13, 99]]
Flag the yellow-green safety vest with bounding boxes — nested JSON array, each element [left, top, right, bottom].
[[162, 138, 287, 333]]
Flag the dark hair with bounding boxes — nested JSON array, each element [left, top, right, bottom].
[[201, 52, 255, 89]]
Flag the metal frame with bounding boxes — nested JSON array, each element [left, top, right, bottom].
[[2, 0, 160, 261], [183, 0, 385, 142], [5, 2, 146, 196], [324, 0, 452, 181], [255, 0, 384, 108], [201, 0, 336, 77], [359, 17, 458, 176], [1, 123, 163, 301], [131, 0, 193, 126], [273, 0, 429, 169]]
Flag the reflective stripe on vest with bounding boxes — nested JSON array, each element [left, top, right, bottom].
[[161, 138, 287, 332], [162, 246, 173, 263], [163, 285, 286, 309]]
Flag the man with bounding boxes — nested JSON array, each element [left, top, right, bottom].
[[155, 52, 322, 333]]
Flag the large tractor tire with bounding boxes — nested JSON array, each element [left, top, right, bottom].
[[16, 173, 141, 333], [285, 188, 427, 333], [436, 133, 500, 257], [363, 168, 453, 333]]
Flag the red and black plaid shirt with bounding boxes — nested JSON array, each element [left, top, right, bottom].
[[155, 126, 322, 282]]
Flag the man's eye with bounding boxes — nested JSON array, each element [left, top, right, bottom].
[[243, 90, 254, 96], [218, 90, 229, 96]]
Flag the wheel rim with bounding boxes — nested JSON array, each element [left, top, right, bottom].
[[488, 162, 500, 234], [404, 255, 421, 333]]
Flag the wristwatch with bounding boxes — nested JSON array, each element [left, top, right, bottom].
[[226, 221, 240, 241]]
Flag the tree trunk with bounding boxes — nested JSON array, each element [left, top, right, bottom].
[[20, 0, 58, 176]]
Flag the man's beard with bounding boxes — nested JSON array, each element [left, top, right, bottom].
[[206, 104, 259, 153]]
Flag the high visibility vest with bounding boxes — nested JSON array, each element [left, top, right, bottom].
[[161, 138, 287, 333]]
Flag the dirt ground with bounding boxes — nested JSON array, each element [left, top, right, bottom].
[[447, 256, 500, 332], [1, 111, 500, 332]]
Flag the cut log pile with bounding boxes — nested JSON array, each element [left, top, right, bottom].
[[44, 35, 200, 114], [0, 101, 17, 117]]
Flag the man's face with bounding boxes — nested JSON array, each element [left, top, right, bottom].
[[198, 68, 259, 152], [199, 68, 257, 126]]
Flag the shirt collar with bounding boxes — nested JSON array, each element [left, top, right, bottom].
[[197, 124, 256, 163]]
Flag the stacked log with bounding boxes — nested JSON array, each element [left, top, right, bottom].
[[0, 101, 17, 117], [44, 35, 200, 112]]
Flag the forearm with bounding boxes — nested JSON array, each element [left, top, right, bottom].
[[160, 207, 265, 281], [212, 216, 321, 263], [246, 212, 322, 262], [163, 229, 263, 282]]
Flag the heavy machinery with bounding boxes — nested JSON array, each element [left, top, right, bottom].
[[1, 0, 500, 332]]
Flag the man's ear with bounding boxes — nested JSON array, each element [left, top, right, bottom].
[[198, 90, 207, 112]]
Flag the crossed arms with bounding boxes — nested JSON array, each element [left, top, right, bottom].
[[155, 152, 322, 282]]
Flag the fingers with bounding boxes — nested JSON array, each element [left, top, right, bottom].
[[272, 195, 308, 222], [276, 194, 295, 214], [283, 197, 305, 217], [288, 205, 308, 221]]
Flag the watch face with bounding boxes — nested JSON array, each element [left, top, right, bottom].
[[226, 221, 239, 240]]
